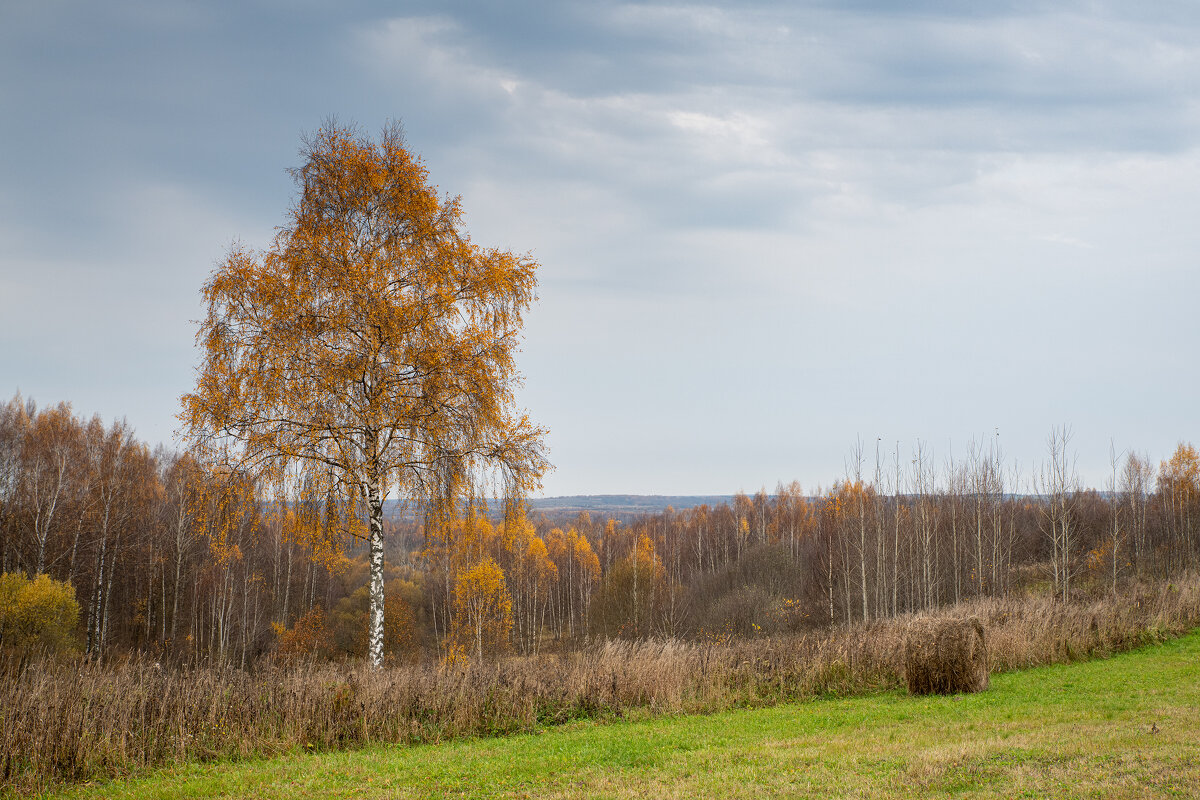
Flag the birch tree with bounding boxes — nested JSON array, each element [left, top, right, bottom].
[[1037, 425, 1078, 602], [1106, 441, 1125, 594], [181, 121, 548, 667], [1121, 451, 1153, 569], [1158, 443, 1199, 571], [18, 403, 79, 576]]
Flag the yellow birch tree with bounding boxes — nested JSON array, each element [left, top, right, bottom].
[[181, 121, 547, 666], [452, 556, 512, 660]]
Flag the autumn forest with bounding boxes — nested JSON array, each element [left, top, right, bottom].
[[2, 391, 1197, 668]]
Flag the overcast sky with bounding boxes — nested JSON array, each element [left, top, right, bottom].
[[2, 1, 1197, 496]]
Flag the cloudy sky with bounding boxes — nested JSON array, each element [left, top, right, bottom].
[[2, 1, 1197, 496]]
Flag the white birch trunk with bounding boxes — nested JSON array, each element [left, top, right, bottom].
[[367, 479, 386, 667]]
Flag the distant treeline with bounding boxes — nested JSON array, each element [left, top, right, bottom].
[[384, 495, 735, 524], [1, 394, 1197, 664]]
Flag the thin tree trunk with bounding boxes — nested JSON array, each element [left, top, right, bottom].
[[367, 478, 386, 668], [858, 491, 869, 623], [161, 552, 168, 643], [171, 539, 183, 642], [282, 538, 292, 627]]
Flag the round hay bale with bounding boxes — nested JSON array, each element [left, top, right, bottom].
[[904, 616, 988, 695]]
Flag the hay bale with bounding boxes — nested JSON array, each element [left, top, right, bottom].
[[904, 617, 989, 695]]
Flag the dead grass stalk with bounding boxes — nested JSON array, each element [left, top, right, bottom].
[[3, 575, 1198, 796]]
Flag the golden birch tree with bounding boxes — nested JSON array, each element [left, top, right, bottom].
[[452, 556, 512, 660], [181, 121, 548, 666]]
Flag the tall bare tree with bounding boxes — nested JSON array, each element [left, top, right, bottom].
[[1037, 425, 1078, 602]]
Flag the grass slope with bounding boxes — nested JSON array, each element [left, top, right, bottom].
[[46, 631, 1200, 800]]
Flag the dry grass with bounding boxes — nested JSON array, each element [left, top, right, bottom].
[[903, 617, 989, 695], [4, 575, 1200, 796]]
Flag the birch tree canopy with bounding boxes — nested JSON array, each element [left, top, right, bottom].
[[180, 120, 549, 666]]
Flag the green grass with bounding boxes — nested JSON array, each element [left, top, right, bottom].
[[43, 631, 1200, 799]]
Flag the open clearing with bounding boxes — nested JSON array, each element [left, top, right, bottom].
[[47, 631, 1200, 799]]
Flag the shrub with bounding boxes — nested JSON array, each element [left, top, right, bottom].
[[704, 586, 785, 637], [275, 606, 333, 659], [0, 572, 80, 656], [903, 617, 989, 695]]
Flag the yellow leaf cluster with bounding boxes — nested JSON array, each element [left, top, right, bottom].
[[451, 556, 513, 659], [0, 572, 80, 655]]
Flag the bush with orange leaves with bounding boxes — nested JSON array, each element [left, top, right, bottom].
[[274, 606, 333, 660]]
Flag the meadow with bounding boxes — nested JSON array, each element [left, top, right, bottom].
[[5, 575, 1200, 797], [40, 609, 1200, 799]]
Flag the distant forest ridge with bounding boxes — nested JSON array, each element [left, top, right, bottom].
[[529, 495, 737, 514], [383, 495, 736, 520], [383, 492, 1111, 521]]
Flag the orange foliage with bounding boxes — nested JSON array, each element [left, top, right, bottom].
[[384, 585, 418, 659], [572, 529, 601, 585], [274, 605, 333, 659], [452, 557, 513, 660], [180, 121, 549, 666], [1159, 443, 1199, 502], [503, 516, 557, 653], [179, 121, 548, 505], [197, 467, 259, 568]]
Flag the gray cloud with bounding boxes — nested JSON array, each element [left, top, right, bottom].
[[2, 0, 1197, 493]]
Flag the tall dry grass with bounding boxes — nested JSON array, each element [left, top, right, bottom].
[[4, 575, 1199, 796]]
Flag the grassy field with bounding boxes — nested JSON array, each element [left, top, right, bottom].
[[43, 628, 1200, 800]]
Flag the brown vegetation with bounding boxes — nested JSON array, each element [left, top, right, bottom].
[[3, 575, 1199, 795], [903, 617, 988, 695]]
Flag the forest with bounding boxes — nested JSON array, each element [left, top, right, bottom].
[[2, 391, 1197, 667]]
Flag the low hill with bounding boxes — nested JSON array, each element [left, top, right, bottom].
[[385, 495, 734, 522], [527, 494, 733, 517]]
